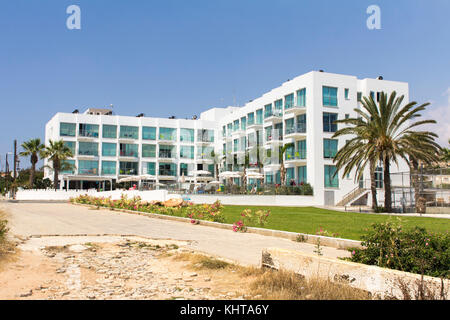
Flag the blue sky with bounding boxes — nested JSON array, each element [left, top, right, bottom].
[[0, 0, 449, 170]]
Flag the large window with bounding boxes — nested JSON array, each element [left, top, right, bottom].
[[180, 128, 194, 143], [233, 139, 239, 152], [285, 118, 295, 135], [102, 143, 117, 157], [119, 161, 138, 175], [142, 127, 156, 140], [286, 168, 295, 185], [240, 117, 247, 130], [197, 129, 214, 142], [256, 109, 263, 124], [60, 123, 76, 137], [180, 146, 194, 159], [298, 166, 307, 183], [240, 136, 246, 152], [119, 143, 138, 157], [323, 112, 338, 132], [159, 127, 177, 141], [159, 163, 177, 176], [297, 114, 306, 133], [324, 165, 339, 188], [297, 140, 307, 159], [102, 125, 117, 139], [78, 142, 98, 156], [323, 139, 338, 158], [264, 104, 273, 118], [247, 113, 255, 125], [102, 161, 116, 175], [180, 163, 189, 176], [142, 144, 156, 158], [323, 86, 338, 107], [119, 126, 139, 139], [233, 120, 239, 132], [297, 88, 306, 107], [79, 124, 99, 138], [159, 145, 176, 159], [61, 160, 75, 174], [285, 93, 294, 109], [274, 99, 283, 110], [144, 162, 156, 175], [78, 160, 99, 175], [375, 166, 384, 188], [197, 146, 214, 159], [64, 141, 76, 155]]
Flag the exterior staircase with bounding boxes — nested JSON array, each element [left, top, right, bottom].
[[336, 186, 370, 207]]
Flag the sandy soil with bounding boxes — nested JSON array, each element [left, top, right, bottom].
[[0, 236, 256, 300]]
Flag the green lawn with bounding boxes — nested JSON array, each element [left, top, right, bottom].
[[220, 205, 450, 241]]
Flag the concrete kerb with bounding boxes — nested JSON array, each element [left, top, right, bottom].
[[70, 202, 362, 250]]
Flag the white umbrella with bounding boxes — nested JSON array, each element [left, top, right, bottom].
[[246, 172, 264, 179], [209, 180, 221, 184], [194, 170, 212, 176], [139, 174, 156, 181]]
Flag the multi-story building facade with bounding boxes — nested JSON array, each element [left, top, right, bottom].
[[44, 71, 411, 205]]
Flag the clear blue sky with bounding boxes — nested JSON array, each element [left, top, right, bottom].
[[0, 0, 449, 170]]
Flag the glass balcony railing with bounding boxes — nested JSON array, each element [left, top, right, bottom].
[[264, 110, 283, 118], [285, 123, 306, 135], [119, 150, 138, 157], [79, 130, 99, 138]]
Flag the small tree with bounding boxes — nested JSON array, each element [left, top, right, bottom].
[[19, 138, 45, 187], [41, 140, 74, 190]]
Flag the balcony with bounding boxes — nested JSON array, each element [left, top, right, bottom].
[[284, 123, 307, 139], [246, 121, 263, 131], [264, 134, 283, 147], [264, 110, 283, 124], [285, 153, 307, 165], [78, 130, 99, 141], [284, 104, 306, 116]]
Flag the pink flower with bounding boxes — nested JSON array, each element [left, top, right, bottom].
[[425, 243, 429, 246], [352, 251, 355, 255]]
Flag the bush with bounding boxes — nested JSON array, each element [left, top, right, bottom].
[[348, 220, 450, 279], [0, 219, 8, 240], [233, 208, 271, 232]]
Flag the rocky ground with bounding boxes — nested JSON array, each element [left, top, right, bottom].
[[0, 236, 256, 300]]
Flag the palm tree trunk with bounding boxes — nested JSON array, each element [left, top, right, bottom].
[[410, 158, 420, 212], [53, 169, 59, 190], [280, 162, 286, 186], [30, 161, 36, 187], [370, 160, 378, 209], [383, 156, 392, 212]]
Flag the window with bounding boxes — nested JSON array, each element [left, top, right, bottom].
[[227, 123, 232, 137], [296, 88, 306, 107], [60, 123, 76, 137], [233, 139, 239, 152], [265, 126, 272, 141], [296, 114, 306, 133], [265, 174, 274, 185], [256, 109, 263, 124], [119, 126, 138, 139], [197, 129, 214, 142], [247, 132, 256, 148], [357, 92, 362, 102], [159, 163, 176, 176], [222, 126, 226, 138], [198, 146, 214, 159], [79, 124, 99, 138], [102, 143, 116, 157], [324, 165, 339, 188], [142, 144, 156, 158], [180, 146, 194, 159], [78, 160, 99, 175], [376, 92, 381, 102], [247, 112, 255, 125], [323, 139, 338, 158], [119, 161, 138, 175], [297, 140, 307, 159], [240, 136, 246, 151], [233, 120, 239, 131], [264, 104, 273, 118], [78, 142, 98, 156], [159, 127, 176, 141], [61, 160, 75, 174], [375, 166, 384, 188], [345, 114, 350, 119], [180, 128, 194, 143], [286, 168, 295, 185], [285, 144, 295, 161], [345, 88, 349, 100], [144, 162, 156, 175], [298, 166, 307, 184], [159, 145, 176, 158], [240, 117, 247, 130], [323, 112, 338, 132], [64, 141, 76, 155], [323, 86, 338, 107], [119, 143, 138, 157], [102, 161, 116, 175], [370, 91, 375, 100], [285, 118, 295, 135], [102, 125, 117, 139], [142, 127, 156, 140], [180, 163, 189, 176], [285, 94, 294, 109], [275, 99, 283, 111]]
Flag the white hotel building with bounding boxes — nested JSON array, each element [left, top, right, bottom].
[[44, 71, 410, 205]]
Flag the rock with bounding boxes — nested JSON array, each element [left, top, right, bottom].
[[19, 290, 33, 297], [204, 278, 211, 282], [68, 245, 88, 252], [163, 198, 183, 207]]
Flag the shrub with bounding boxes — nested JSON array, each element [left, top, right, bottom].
[[348, 219, 450, 279], [233, 208, 271, 232]]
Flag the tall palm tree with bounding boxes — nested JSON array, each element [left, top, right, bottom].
[[335, 91, 439, 212], [440, 139, 450, 163], [41, 140, 74, 190], [279, 143, 294, 186], [19, 138, 45, 187]]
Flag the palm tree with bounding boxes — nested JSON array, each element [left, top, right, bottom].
[[279, 143, 294, 186], [440, 139, 450, 163], [19, 138, 45, 187], [335, 91, 439, 212], [332, 116, 380, 209], [41, 140, 74, 190]]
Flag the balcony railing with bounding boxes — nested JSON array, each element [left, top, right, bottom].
[[285, 123, 306, 135], [264, 110, 283, 118], [79, 130, 99, 138], [120, 151, 138, 157]]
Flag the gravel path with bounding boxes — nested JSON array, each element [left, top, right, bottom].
[[1, 202, 350, 266]]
